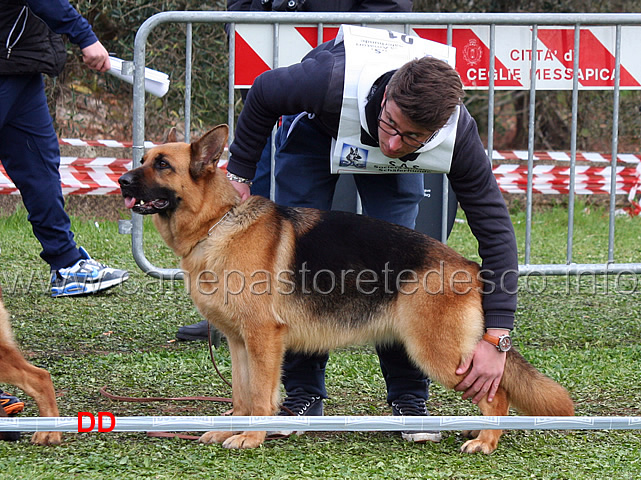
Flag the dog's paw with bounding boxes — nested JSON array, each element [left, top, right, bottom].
[[460, 438, 497, 454], [461, 429, 480, 439], [221, 431, 266, 449], [31, 431, 62, 446], [199, 430, 235, 444]]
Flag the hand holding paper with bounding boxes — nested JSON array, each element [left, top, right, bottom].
[[107, 56, 170, 97]]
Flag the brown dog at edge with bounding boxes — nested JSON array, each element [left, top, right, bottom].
[[0, 286, 61, 445], [118, 125, 574, 453]]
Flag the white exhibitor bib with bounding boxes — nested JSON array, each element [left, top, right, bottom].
[[331, 25, 459, 174]]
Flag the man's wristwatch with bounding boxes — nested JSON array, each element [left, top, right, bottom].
[[226, 172, 253, 187], [482, 333, 512, 352]]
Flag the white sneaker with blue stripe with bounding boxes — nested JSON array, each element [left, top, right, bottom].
[[50, 247, 129, 297]]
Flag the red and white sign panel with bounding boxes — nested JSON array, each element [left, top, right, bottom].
[[234, 24, 641, 90]]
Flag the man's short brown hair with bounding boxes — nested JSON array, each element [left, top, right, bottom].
[[386, 56, 464, 132]]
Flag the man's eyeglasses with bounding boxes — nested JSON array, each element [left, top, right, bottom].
[[377, 100, 438, 150]]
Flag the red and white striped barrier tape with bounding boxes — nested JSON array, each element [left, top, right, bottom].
[[493, 150, 640, 164], [1, 140, 640, 213], [0, 156, 229, 195], [0, 157, 131, 195], [1, 159, 638, 198], [59, 138, 159, 149], [493, 164, 641, 195], [57, 139, 641, 165], [57, 138, 641, 164]]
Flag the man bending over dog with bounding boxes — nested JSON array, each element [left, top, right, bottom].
[[220, 25, 519, 443]]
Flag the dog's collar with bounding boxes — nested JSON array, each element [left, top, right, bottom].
[[189, 208, 234, 255], [206, 209, 233, 236]]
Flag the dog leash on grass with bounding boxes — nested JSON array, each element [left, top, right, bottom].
[[98, 386, 232, 405], [99, 324, 234, 440], [98, 383, 292, 441], [98, 325, 294, 441], [206, 323, 233, 389], [98, 385, 233, 441], [100, 324, 232, 402]]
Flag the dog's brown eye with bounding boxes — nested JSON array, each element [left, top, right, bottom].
[[154, 155, 171, 170]]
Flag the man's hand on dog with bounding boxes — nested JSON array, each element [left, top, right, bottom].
[[455, 329, 508, 404], [230, 180, 251, 201]]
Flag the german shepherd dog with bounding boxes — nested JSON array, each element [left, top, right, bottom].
[[119, 125, 574, 453], [0, 286, 61, 445]]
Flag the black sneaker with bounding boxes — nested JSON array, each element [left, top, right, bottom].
[[391, 393, 442, 443], [176, 319, 209, 341], [269, 388, 324, 437], [0, 390, 23, 442]]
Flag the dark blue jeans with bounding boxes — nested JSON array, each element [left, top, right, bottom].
[[273, 113, 429, 404], [0, 74, 82, 270]]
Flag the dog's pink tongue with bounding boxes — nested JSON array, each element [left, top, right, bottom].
[[124, 197, 137, 209]]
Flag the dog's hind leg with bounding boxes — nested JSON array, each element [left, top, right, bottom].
[[395, 295, 512, 454], [0, 344, 62, 445], [402, 331, 510, 454], [459, 387, 509, 454]]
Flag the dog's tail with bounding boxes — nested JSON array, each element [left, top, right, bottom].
[[502, 349, 574, 416]]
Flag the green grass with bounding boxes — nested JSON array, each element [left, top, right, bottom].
[[0, 203, 640, 479]]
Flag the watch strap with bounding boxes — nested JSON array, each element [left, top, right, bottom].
[[482, 333, 501, 347], [482, 332, 512, 351]]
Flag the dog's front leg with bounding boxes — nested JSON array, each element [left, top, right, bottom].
[[223, 325, 285, 449], [199, 335, 249, 446], [200, 326, 285, 449]]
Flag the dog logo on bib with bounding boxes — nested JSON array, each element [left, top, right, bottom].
[[339, 145, 367, 168]]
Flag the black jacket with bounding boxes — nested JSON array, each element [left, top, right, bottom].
[[228, 38, 519, 330], [0, 0, 98, 76], [0, 0, 65, 75]]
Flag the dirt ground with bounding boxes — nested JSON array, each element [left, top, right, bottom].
[[0, 194, 128, 222]]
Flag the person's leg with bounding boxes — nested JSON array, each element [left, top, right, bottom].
[[280, 350, 328, 403], [0, 75, 128, 297], [0, 75, 80, 269], [353, 173, 430, 399], [353, 173, 424, 228], [273, 113, 338, 209], [273, 114, 336, 409], [249, 138, 272, 199], [261, 113, 343, 433], [354, 173, 441, 442]]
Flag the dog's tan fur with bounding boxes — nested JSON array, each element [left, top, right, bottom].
[[0, 287, 61, 445], [119, 125, 574, 453]]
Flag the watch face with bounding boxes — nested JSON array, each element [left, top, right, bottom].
[[498, 335, 512, 352]]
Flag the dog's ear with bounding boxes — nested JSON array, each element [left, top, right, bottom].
[[163, 127, 178, 144], [189, 124, 229, 178]]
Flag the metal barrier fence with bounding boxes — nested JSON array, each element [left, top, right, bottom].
[[1, 415, 640, 434], [121, 11, 641, 278]]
